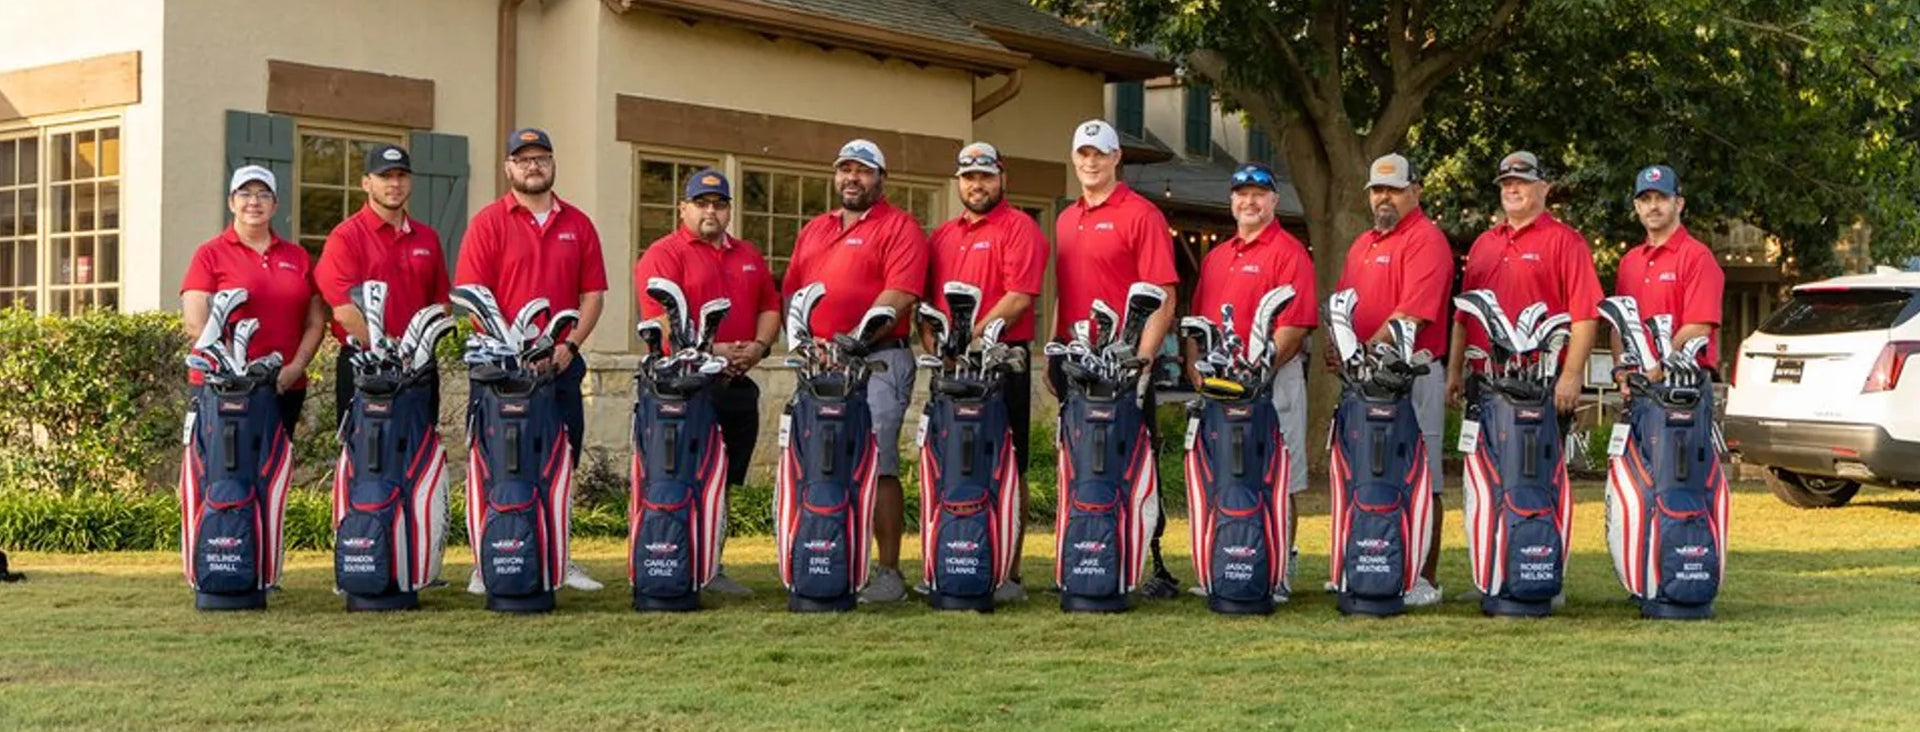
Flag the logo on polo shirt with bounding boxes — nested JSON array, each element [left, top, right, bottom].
[[276, 261, 299, 272], [742, 264, 758, 273], [1659, 272, 1678, 282], [846, 237, 865, 247], [1094, 222, 1116, 231], [558, 232, 577, 242], [413, 248, 433, 258], [1373, 255, 1391, 265], [1240, 264, 1262, 274], [970, 240, 991, 251], [1520, 252, 1542, 262]]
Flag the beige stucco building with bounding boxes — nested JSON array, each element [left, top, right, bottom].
[[0, 0, 1168, 476]]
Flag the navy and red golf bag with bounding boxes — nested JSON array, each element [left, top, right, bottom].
[[917, 376, 1021, 612], [1328, 379, 1435, 617], [774, 375, 879, 613], [628, 373, 729, 612], [332, 375, 447, 611], [178, 378, 294, 611], [1462, 380, 1573, 617], [1606, 382, 1729, 619], [1183, 392, 1290, 615], [1054, 387, 1160, 613], [465, 373, 572, 613]]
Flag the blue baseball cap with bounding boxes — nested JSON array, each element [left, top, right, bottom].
[[506, 127, 552, 156], [1633, 164, 1680, 198], [1230, 162, 1277, 191], [684, 168, 731, 201]]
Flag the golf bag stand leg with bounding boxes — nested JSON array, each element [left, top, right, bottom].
[[628, 380, 729, 612], [179, 383, 293, 611], [1329, 387, 1435, 617], [1606, 388, 1727, 620], [1184, 396, 1290, 615], [1055, 392, 1159, 613], [774, 385, 879, 613]]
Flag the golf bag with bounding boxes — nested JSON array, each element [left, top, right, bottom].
[[1055, 385, 1160, 613], [774, 374, 880, 612], [1328, 379, 1434, 617], [332, 375, 447, 611], [917, 376, 1021, 612], [1182, 389, 1289, 615], [628, 373, 729, 612], [465, 374, 572, 613], [1606, 382, 1728, 619], [178, 379, 294, 610], [1462, 379, 1573, 617]]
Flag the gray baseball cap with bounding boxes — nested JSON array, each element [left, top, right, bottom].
[[1364, 154, 1416, 189], [1494, 151, 1545, 183]]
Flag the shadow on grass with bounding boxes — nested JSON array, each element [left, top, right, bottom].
[[1862, 497, 1920, 515]]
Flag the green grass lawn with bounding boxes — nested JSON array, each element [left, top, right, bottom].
[[3, 481, 1919, 731]]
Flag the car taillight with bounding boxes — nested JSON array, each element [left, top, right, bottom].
[[1861, 341, 1920, 393]]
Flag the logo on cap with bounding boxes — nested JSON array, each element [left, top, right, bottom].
[[1375, 161, 1398, 175], [1644, 169, 1662, 182], [701, 174, 720, 185], [519, 131, 539, 141], [1083, 123, 1101, 136], [383, 149, 403, 161]]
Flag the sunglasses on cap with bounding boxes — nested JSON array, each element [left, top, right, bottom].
[[1498, 161, 1539, 176], [957, 154, 1000, 170], [1231, 167, 1276, 188]]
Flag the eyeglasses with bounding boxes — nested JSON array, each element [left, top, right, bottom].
[[686, 198, 732, 210], [508, 154, 554, 169], [231, 190, 275, 202], [1231, 167, 1275, 188]]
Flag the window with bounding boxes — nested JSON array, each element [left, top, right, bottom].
[[1760, 289, 1919, 336], [1248, 124, 1272, 165], [633, 154, 721, 257], [737, 163, 943, 284], [0, 120, 122, 314], [294, 124, 402, 256], [1114, 81, 1145, 137], [1184, 83, 1212, 157]]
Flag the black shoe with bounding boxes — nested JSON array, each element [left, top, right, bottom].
[[1139, 571, 1181, 599]]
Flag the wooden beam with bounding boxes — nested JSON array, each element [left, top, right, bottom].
[[266, 60, 434, 130], [616, 95, 965, 179], [0, 52, 140, 122]]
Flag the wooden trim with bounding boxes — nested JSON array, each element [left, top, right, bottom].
[[0, 52, 140, 122], [617, 95, 965, 178], [971, 24, 1174, 82], [266, 60, 433, 130], [1001, 156, 1067, 199], [612, 0, 1027, 75]]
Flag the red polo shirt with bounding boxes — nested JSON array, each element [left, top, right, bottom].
[[780, 197, 928, 340], [927, 201, 1049, 342], [1335, 207, 1454, 355], [1616, 225, 1725, 368], [633, 227, 779, 344], [179, 227, 317, 388], [454, 193, 608, 334], [1053, 183, 1179, 340], [1456, 213, 1603, 353], [314, 204, 449, 344], [1193, 220, 1319, 344]]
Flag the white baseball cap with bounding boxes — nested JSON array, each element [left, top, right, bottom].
[[228, 165, 277, 195], [1071, 119, 1120, 155], [833, 139, 887, 172], [955, 141, 1003, 176]]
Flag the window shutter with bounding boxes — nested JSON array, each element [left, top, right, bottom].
[[1184, 83, 1211, 157], [1249, 125, 1272, 164], [223, 110, 295, 236], [408, 131, 470, 274], [1115, 82, 1145, 137]]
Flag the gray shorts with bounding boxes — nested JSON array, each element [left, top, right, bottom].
[[1269, 357, 1309, 495], [864, 347, 918, 477], [1410, 367, 1445, 494]]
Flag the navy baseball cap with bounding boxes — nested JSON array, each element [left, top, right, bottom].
[[1633, 164, 1680, 198], [365, 144, 411, 175], [684, 168, 731, 201], [506, 128, 552, 156], [1230, 162, 1277, 191]]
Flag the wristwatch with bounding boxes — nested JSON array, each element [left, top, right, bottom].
[[561, 340, 580, 355]]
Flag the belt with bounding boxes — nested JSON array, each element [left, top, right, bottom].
[[869, 337, 909, 352]]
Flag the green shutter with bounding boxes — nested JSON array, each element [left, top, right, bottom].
[[223, 110, 295, 236], [1115, 81, 1145, 137], [1184, 83, 1211, 157], [1249, 125, 1272, 164], [409, 131, 470, 274]]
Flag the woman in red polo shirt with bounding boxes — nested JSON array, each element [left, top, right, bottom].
[[178, 165, 327, 437]]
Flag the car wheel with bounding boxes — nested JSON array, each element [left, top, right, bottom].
[[1765, 467, 1861, 508]]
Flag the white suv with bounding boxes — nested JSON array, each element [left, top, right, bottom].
[[1725, 268, 1920, 507]]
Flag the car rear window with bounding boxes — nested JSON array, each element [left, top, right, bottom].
[[1759, 289, 1919, 335]]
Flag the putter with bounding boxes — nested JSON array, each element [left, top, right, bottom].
[[644, 278, 694, 351]]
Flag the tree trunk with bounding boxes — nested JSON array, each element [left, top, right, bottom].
[[1291, 153, 1374, 477]]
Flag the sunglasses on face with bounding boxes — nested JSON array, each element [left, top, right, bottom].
[[1231, 167, 1275, 188]]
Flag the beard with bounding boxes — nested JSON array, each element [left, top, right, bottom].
[[840, 184, 879, 212], [963, 190, 1002, 215], [1372, 203, 1401, 231], [510, 172, 554, 195]]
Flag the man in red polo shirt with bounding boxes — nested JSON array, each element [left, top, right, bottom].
[[633, 168, 779, 597], [455, 127, 609, 593], [781, 139, 929, 604], [1615, 165, 1724, 380], [315, 144, 451, 425], [1050, 119, 1182, 597], [1330, 153, 1454, 605], [1189, 162, 1318, 601], [924, 141, 1048, 603], [1446, 150, 1604, 423]]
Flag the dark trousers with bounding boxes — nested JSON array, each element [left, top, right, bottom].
[[334, 346, 442, 432], [1005, 363, 1034, 474], [554, 356, 587, 465], [713, 376, 761, 487]]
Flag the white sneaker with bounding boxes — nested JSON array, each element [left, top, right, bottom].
[[1188, 585, 1209, 598], [466, 569, 485, 596], [1405, 578, 1443, 607], [993, 580, 1028, 604], [564, 562, 604, 592], [704, 571, 754, 597], [1324, 581, 1340, 593], [1272, 591, 1290, 605], [858, 565, 907, 603]]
